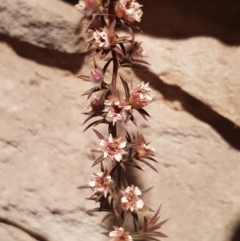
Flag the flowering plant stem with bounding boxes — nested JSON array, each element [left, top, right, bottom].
[[76, 0, 168, 240]]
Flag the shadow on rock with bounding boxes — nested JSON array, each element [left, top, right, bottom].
[[230, 220, 240, 241], [138, 0, 240, 45], [135, 68, 240, 151], [0, 33, 85, 74]]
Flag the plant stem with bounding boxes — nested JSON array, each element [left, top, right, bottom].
[[111, 49, 119, 97]]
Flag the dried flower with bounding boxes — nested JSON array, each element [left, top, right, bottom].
[[121, 185, 144, 212], [103, 96, 132, 125], [83, 95, 104, 115], [89, 170, 112, 197], [114, 0, 143, 23], [99, 134, 127, 162], [134, 134, 155, 158], [130, 41, 146, 60], [109, 226, 132, 241], [93, 27, 116, 49], [129, 82, 153, 109], [75, 0, 101, 17]]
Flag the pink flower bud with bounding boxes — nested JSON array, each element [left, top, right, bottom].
[[130, 41, 146, 60], [90, 69, 103, 83], [129, 82, 153, 109]]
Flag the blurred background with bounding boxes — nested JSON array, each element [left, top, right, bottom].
[[0, 0, 240, 240]]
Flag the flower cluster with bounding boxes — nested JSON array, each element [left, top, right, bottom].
[[76, 1, 168, 241]]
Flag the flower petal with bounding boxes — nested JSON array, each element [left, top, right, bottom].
[[136, 199, 144, 209], [119, 141, 127, 148], [109, 231, 116, 237], [134, 186, 142, 196], [121, 196, 128, 203], [109, 134, 113, 143], [114, 153, 122, 162], [89, 180, 96, 187]]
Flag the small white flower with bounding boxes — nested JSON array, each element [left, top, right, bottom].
[[121, 185, 144, 212], [89, 170, 112, 197], [93, 27, 115, 49], [99, 134, 127, 162], [103, 96, 132, 125]]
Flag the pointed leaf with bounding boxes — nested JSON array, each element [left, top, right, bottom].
[[83, 119, 105, 132], [112, 46, 124, 57], [137, 158, 158, 173], [77, 185, 90, 189], [92, 154, 105, 167], [83, 114, 98, 125], [92, 128, 104, 140], [142, 186, 154, 195], [102, 58, 113, 74], [101, 213, 113, 223]]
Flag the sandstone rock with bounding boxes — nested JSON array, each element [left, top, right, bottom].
[[0, 223, 37, 241], [0, 0, 87, 53], [0, 41, 240, 241], [135, 0, 240, 127]]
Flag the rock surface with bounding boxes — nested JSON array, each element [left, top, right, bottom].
[[0, 42, 240, 241], [0, 223, 36, 241], [137, 0, 240, 127], [1, 1, 240, 241], [0, 0, 87, 53]]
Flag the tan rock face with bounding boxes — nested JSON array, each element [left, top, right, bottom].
[[136, 0, 240, 127], [0, 1, 240, 241], [0, 0, 87, 53]]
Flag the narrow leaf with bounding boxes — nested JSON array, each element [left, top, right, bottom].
[[92, 128, 104, 139], [137, 158, 158, 173], [92, 154, 105, 167]]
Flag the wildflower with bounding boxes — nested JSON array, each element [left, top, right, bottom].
[[99, 134, 127, 162], [93, 27, 116, 49], [121, 185, 144, 212], [129, 82, 153, 109], [114, 0, 143, 23], [75, 0, 101, 17], [130, 41, 146, 60], [103, 96, 132, 125], [89, 170, 112, 197], [134, 134, 155, 158], [109, 226, 132, 241]]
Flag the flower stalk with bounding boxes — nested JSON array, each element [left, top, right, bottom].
[[76, 0, 168, 240]]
